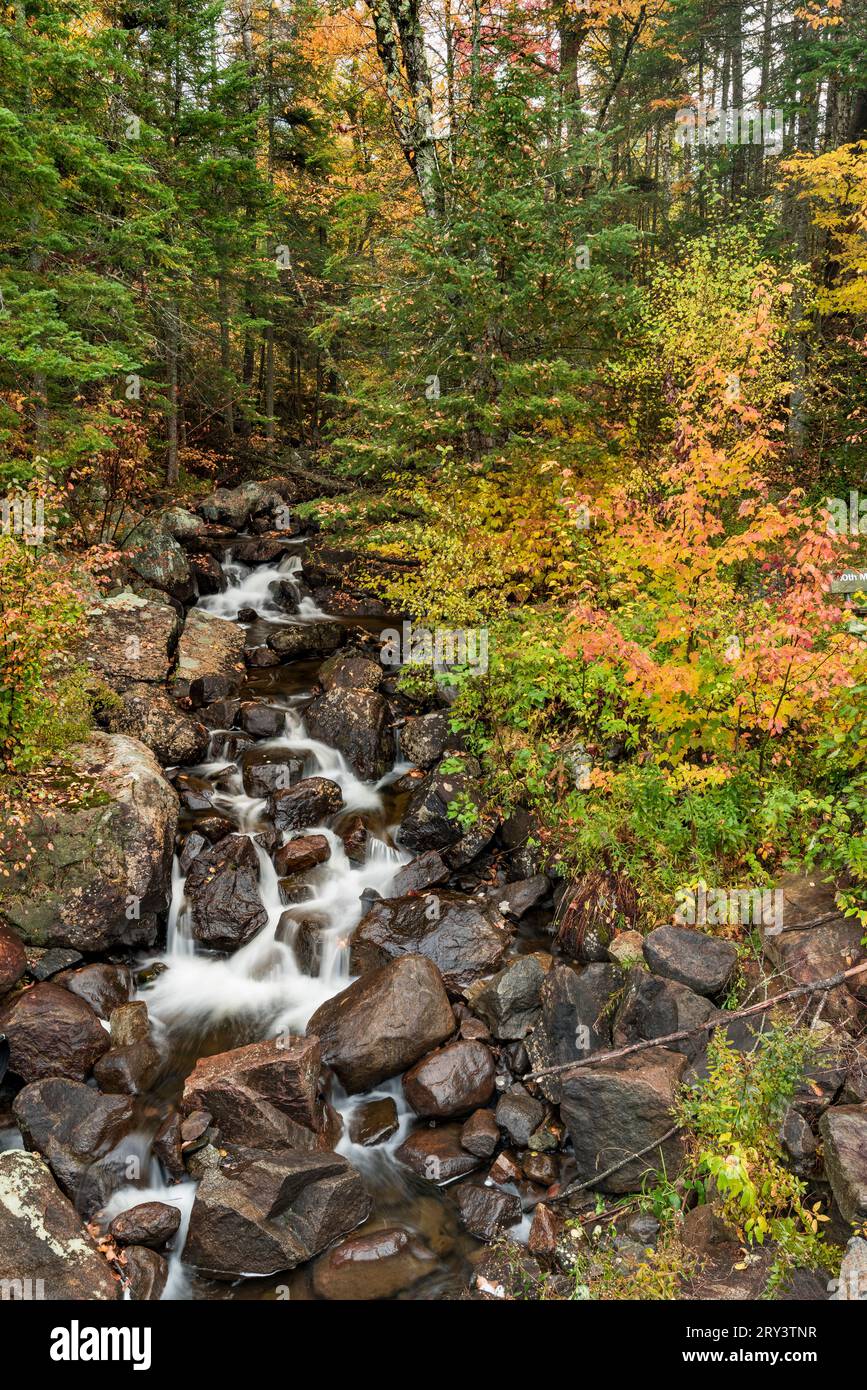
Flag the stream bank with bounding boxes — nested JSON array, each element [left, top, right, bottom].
[[1, 472, 866, 1302]]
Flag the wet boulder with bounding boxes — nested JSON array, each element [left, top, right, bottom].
[[13, 1077, 135, 1209], [197, 480, 285, 531], [0, 733, 177, 953], [246, 643, 281, 668], [238, 701, 286, 738], [273, 834, 330, 878], [529, 1202, 565, 1255], [242, 755, 304, 799], [0, 984, 110, 1083], [182, 1035, 331, 1151], [348, 1098, 399, 1147], [819, 1105, 867, 1224], [403, 1040, 496, 1119], [349, 891, 511, 994], [311, 1226, 436, 1300], [173, 609, 246, 704], [0, 924, 26, 996], [232, 536, 295, 566], [268, 622, 343, 661], [0, 1151, 120, 1300], [444, 814, 500, 872], [559, 1049, 688, 1193], [188, 551, 226, 595], [395, 1124, 481, 1183], [55, 967, 131, 1023], [613, 967, 720, 1062], [340, 815, 367, 863], [400, 711, 462, 767], [308, 955, 456, 1093], [396, 755, 484, 853], [318, 650, 383, 692], [452, 1183, 522, 1243], [490, 875, 551, 920], [83, 590, 180, 691], [269, 777, 344, 831], [93, 1001, 162, 1096], [109, 1201, 182, 1248], [185, 834, 268, 952], [495, 1087, 545, 1147], [103, 683, 210, 767], [643, 925, 738, 998], [463, 952, 550, 1039], [460, 1109, 500, 1158], [183, 1145, 371, 1278], [268, 577, 303, 613], [304, 687, 393, 781], [390, 851, 450, 897], [121, 1245, 169, 1300]]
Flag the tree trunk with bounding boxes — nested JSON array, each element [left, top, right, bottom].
[[365, 0, 443, 217]]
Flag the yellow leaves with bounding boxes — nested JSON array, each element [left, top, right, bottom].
[[781, 142, 867, 314]]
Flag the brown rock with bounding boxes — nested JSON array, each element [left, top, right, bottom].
[[0, 1151, 120, 1300], [153, 1111, 184, 1178], [489, 1150, 523, 1186], [12, 1077, 135, 1214], [311, 1226, 436, 1299], [453, 1182, 522, 1242], [183, 1145, 371, 1278], [350, 891, 512, 993], [403, 1040, 496, 1119], [273, 835, 331, 877], [54, 963, 132, 1020], [560, 1049, 688, 1193], [109, 1201, 182, 1248], [121, 1245, 169, 1300], [395, 1124, 481, 1183], [528, 1202, 564, 1255], [0, 983, 109, 1083], [348, 1098, 399, 1147], [461, 1108, 500, 1159], [308, 955, 456, 1094], [182, 1035, 328, 1150], [0, 924, 26, 996]]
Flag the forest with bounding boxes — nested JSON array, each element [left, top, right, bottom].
[[0, 0, 866, 1312]]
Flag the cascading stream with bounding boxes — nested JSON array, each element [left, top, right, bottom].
[[103, 537, 474, 1299]]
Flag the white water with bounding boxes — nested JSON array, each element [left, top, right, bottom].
[[198, 549, 330, 623], [120, 547, 424, 1295], [145, 678, 405, 1041]]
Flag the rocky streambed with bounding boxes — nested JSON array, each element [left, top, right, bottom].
[[2, 475, 867, 1302]]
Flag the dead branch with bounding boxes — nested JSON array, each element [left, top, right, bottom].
[[526, 960, 867, 1085]]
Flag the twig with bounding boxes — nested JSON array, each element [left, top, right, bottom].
[[550, 1126, 684, 1204], [526, 960, 867, 1085]]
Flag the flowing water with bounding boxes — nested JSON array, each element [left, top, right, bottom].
[[101, 537, 479, 1300]]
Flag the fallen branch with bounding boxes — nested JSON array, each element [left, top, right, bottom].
[[526, 960, 867, 1085], [549, 1126, 684, 1205]]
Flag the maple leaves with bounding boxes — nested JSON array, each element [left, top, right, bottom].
[[563, 262, 867, 774], [782, 141, 867, 316]]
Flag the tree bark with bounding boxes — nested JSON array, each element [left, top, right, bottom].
[[365, 0, 443, 217]]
